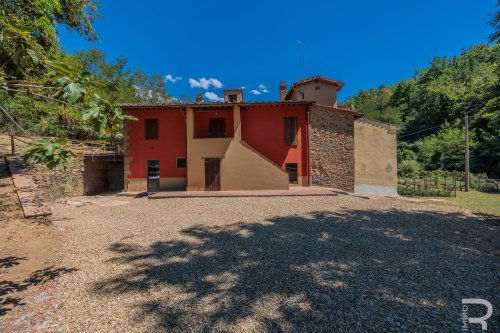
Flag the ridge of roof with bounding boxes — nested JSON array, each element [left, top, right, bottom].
[[285, 76, 345, 100]]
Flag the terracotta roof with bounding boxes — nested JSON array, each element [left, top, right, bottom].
[[285, 75, 345, 100], [118, 100, 315, 109]]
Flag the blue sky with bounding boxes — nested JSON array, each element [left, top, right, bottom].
[[59, 0, 496, 103]]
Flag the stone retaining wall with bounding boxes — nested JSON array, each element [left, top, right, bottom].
[[310, 106, 355, 192], [27, 157, 84, 201]]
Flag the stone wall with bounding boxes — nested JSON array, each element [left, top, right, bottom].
[[310, 105, 355, 192], [83, 160, 124, 195], [27, 157, 84, 201]]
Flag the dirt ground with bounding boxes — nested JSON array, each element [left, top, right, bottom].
[[0, 157, 68, 332]]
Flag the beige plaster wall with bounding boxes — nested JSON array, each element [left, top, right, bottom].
[[221, 132, 289, 190], [186, 107, 232, 190], [187, 105, 290, 191], [290, 81, 338, 106], [354, 118, 397, 195]]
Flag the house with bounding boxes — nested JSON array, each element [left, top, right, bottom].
[[120, 76, 397, 194]]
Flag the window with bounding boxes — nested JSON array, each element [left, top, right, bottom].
[[176, 158, 187, 168], [145, 119, 159, 140], [228, 94, 237, 102], [284, 117, 298, 146], [209, 118, 226, 138], [285, 163, 298, 184]]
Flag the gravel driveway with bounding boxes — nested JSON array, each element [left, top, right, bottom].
[[38, 194, 498, 332]]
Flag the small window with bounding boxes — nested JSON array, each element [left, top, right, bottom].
[[145, 119, 159, 140], [228, 94, 237, 102], [285, 163, 298, 184], [209, 118, 226, 138], [284, 117, 298, 146], [176, 158, 187, 168]]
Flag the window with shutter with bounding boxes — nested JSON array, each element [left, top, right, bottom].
[[284, 117, 298, 146], [145, 119, 159, 140]]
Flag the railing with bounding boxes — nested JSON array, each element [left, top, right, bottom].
[[398, 171, 500, 196], [8, 134, 123, 157]]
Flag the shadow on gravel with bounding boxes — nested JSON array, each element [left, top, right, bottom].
[[95, 210, 499, 332], [0, 266, 78, 315]]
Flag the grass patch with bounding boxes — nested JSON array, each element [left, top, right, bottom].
[[443, 191, 500, 216]]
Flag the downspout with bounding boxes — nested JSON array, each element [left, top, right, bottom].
[[181, 106, 188, 191], [307, 106, 312, 187]]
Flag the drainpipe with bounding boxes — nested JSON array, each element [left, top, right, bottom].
[[307, 107, 312, 187]]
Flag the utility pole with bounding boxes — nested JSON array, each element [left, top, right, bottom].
[[464, 114, 470, 192]]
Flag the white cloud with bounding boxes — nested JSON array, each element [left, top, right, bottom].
[[258, 84, 269, 93], [250, 89, 262, 95], [240, 86, 246, 90], [165, 74, 182, 83], [189, 78, 223, 89], [204, 92, 224, 102]]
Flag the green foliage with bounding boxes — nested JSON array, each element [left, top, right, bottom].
[[348, 44, 500, 177], [417, 124, 473, 171], [345, 85, 401, 125], [0, 0, 99, 80], [398, 160, 421, 178], [82, 93, 137, 134], [21, 138, 75, 169], [397, 185, 451, 197], [489, 1, 500, 44], [75, 48, 173, 104]]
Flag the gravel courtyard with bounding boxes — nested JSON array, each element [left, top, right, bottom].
[[39, 194, 498, 332]]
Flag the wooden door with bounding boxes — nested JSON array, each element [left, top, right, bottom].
[[205, 158, 221, 191]]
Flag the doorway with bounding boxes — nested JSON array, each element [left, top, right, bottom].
[[209, 118, 226, 138], [147, 160, 160, 192], [205, 158, 221, 191]]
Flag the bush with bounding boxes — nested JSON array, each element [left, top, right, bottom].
[[397, 185, 451, 197], [398, 160, 422, 177]]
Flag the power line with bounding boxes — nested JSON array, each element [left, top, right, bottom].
[[398, 124, 444, 138], [397, 112, 483, 139]]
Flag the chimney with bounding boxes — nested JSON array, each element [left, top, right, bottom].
[[196, 92, 203, 103], [279, 81, 287, 101]]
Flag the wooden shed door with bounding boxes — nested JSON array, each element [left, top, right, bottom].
[[205, 158, 221, 191]]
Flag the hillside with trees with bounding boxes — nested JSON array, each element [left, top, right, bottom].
[[0, 0, 173, 167], [346, 43, 500, 178]]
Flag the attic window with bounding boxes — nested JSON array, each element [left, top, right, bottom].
[[228, 94, 237, 102], [315, 85, 321, 90]]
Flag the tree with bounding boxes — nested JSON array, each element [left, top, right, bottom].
[[0, 0, 136, 168], [346, 44, 500, 177], [489, 0, 500, 44]]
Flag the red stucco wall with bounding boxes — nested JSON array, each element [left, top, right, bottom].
[[241, 105, 309, 177], [194, 110, 234, 138], [127, 108, 186, 178]]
